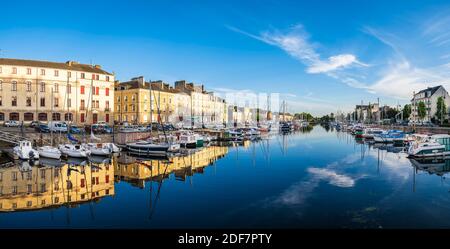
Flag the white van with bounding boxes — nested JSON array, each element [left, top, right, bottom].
[[48, 121, 68, 132]]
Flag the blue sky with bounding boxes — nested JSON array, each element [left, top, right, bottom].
[[2, 0, 450, 115]]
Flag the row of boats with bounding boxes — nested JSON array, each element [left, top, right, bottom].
[[13, 140, 120, 160], [343, 124, 450, 158]]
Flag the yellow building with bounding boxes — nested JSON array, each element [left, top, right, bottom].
[[0, 58, 115, 124], [115, 146, 229, 187], [0, 160, 114, 212], [114, 76, 179, 124]]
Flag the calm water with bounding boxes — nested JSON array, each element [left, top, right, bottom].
[[1, 125, 450, 228]]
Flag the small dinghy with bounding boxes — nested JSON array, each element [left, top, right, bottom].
[[58, 144, 88, 158], [37, 146, 61, 159], [14, 140, 39, 160]]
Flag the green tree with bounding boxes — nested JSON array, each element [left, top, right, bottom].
[[436, 96, 447, 123], [402, 104, 411, 120], [385, 107, 399, 119], [417, 101, 426, 121]]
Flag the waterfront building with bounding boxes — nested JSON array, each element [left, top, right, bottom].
[[411, 85, 450, 122], [0, 58, 115, 124], [355, 103, 379, 122], [114, 76, 179, 124], [175, 80, 227, 127], [0, 162, 114, 212]]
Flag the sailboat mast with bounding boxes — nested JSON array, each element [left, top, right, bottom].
[[51, 87, 54, 146]]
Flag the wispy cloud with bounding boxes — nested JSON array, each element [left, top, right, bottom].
[[227, 24, 369, 88]]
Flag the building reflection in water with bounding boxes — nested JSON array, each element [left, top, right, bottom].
[[0, 158, 115, 212], [115, 146, 229, 188]]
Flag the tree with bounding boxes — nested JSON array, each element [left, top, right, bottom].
[[402, 104, 411, 120], [436, 96, 447, 123], [417, 101, 426, 121], [385, 107, 399, 119]]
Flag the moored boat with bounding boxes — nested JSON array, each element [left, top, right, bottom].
[[13, 140, 39, 160]]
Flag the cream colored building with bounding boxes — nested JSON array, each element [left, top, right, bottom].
[[175, 80, 227, 127], [0, 58, 115, 124]]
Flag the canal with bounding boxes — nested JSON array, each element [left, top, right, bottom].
[[1, 125, 450, 228]]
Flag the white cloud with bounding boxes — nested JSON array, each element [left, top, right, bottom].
[[307, 54, 368, 74], [227, 25, 368, 80]]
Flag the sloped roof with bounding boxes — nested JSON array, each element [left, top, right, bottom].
[[0, 58, 113, 75]]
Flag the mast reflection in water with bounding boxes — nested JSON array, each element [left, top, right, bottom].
[[2, 126, 450, 228]]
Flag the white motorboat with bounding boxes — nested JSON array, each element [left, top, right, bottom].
[[408, 134, 450, 158], [179, 133, 197, 148], [58, 144, 88, 158], [83, 143, 113, 156], [126, 140, 180, 156], [13, 140, 39, 160], [37, 146, 62, 159], [104, 142, 121, 153]]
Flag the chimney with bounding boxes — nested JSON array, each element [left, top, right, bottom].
[[94, 64, 101, 69], [66, 61, 79, 66]]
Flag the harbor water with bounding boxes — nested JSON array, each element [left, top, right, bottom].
[[2, 125, 450, 228]]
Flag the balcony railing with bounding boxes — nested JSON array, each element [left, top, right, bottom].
[[105, 107, 111, 112]]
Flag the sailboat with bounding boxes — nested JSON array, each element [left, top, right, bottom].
[[38, 86, 62, 159]]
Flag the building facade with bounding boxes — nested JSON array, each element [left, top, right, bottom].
[[411, 85, 450, 122], [0, 58, 115, 124]]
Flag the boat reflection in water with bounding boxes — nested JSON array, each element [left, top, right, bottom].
[[115, 146, 229, 188], [0, 158, 115, 212], [410, 158, 450, 176]]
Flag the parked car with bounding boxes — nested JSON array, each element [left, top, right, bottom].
[[35, 124, 50, 133], [48, 121, 68, 132], [4, 120, 20, 127], [29, 121, 39, 128], [69, 125, 82, 134]]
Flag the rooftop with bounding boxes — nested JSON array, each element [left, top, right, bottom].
[[0, 58, 114, 75]]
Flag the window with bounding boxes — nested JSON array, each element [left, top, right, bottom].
[[12, 67, 17, 74], [124, 96, 127, 102], [106, 76, 110, 82], [0, 80, 2, 90], [105, 100, 109, 109], [12, 172, 17, 181], [67, 181, 72, 190], [81, 194, 85, 199], [26, 172, 32, 180], [96, 100, 99, 108], [52, 113, 61, 121], [54, 98, 59, 107], [81, 73, 85, 79], [96, 75, 99, 80], [105, 88, 109, 96], [11, 96, 17, 106], [54, 83, 58, 92], [26, 81, 32, 92], [40, 183, 46, 193], [12, 187, 17, 195], [81, 179, 85, 188], [38, 113, 47, 121], [124, 105, 128, 111], [105, 175, 110, 183], [40, 82, 45, 92], [27, 68, 31, 75], [0, 172, 2, 181], [54, 70, 59, 77], [66, 84, 71, 94], [68, 71, 71, 78], [40, 69, 45, 76], [132, 94, 136, 102], [117, 96, 120, 102], [41, 200, 45, 205], [11, 81, 17, 91], [40, 169, 45, 179], [0, 97, 2, 106], [10, 113, 19, 121], [80, 99, 85, 110], [27, 184, 32, 194], [0, 66, 2, 73], [96, 87, 99, 95], [80, 113, 85, 122], [67, 98, 71, 108], [26, 97, 31, 107], [80, 85, 85, 94], [40, 98, 45, 107], [24, 113, 33, 121], [105, 113, 109, 122], [54, 197, 59, 203]]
